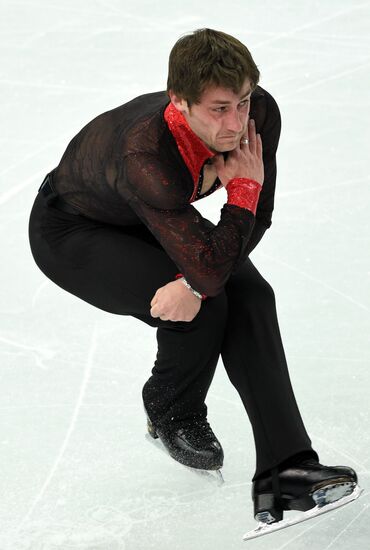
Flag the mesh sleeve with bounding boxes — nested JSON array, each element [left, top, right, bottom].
[[121, 152, 258, 297]]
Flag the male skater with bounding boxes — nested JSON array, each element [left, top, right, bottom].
[[28, 28, 360, 535]]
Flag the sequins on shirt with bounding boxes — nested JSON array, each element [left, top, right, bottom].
[[48, 88, 280, 297]]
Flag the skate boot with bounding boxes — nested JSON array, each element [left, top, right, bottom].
[[243, 458, 363, 540], [144, 406, 224, 471]]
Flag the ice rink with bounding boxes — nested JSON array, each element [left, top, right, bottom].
[[1, 0, 370, 548]]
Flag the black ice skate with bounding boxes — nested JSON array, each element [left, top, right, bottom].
[[144, 406, 224, 474], [243, 458, 363, 540]]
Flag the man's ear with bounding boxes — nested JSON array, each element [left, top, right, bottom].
[[168, 90, 189, 114]]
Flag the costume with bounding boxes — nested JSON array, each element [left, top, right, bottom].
[[44, 86, 279, 298], [28, 85, 361, 539]]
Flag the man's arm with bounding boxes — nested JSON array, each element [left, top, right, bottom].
[[119, 90, 280, 298], [121, 152, 261, 298], [243, 218, 268, 256]]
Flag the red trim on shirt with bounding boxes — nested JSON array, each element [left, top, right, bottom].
[[164, 102, 262, 212], [226, 177, 262, 216], [164, 102, 216, 202], [165, 101, 263, 300]]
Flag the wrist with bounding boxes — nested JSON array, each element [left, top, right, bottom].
[[174, 273, 207, 301], [226, 177, 262, 215]]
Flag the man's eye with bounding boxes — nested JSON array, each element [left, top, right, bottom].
[[213, 100, 249, 113]]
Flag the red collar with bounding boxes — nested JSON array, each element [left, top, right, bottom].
[[164, 102, 216, 189]]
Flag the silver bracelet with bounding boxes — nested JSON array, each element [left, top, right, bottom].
[[179, 277, 203, 300]]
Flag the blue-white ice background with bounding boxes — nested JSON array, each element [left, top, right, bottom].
[[1, 1, 370, 549]]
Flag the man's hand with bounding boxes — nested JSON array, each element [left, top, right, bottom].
[[150, 279, 202, 322], [212, 118, 264, 187]]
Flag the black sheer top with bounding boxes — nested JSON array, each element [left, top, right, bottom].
[[51, 85, 281, 297]]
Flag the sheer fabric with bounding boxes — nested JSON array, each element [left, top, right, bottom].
[[51, 86, 281, 297]]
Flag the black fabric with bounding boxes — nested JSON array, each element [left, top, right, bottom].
[[28, 192, 318, 480], [38, 173, 82, 215], [50, 86, 281, 297], [253, 451, 320, 481]]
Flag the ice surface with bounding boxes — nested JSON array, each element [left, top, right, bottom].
[[1, 0, 369, 548]]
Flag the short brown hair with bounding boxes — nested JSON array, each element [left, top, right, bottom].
[[167, 28, 260, 108]]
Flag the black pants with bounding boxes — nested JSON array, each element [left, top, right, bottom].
[[28, 190, 318, 481]]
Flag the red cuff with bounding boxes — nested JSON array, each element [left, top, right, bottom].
[[226, 177, 262, 215], [175, 273, 207, 301]]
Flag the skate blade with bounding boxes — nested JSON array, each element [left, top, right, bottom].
[[183, 464, 225, 485], [243, 483, 363, 541]]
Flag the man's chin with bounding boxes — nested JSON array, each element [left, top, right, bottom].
[[213, 146, 237, 153], [211, 142, 238, 153]]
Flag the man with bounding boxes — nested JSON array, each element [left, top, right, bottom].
[[28, 28, 360, 535]]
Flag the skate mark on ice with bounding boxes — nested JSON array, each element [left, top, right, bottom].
[[281, 59, 370, 99], [288, 355, 368, 364], [10, 322, 98, 541], [0, 148, 62, 191], [0, 127, 85, 195], [18, 20, 65, 49], [253, 2, 370, 49], [277, 175, 370, 198], [272, 491, 369, 549], [322, 502, 370, 550], [0, 333, 57, 370], [274, 511, 341, 549], [312, 433, 369, 473], [0, 402, 138, 412], [31, 279, 50, 307], [258, 251, 370, 313]]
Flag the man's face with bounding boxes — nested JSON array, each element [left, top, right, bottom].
[[170, 78, 252, 153]]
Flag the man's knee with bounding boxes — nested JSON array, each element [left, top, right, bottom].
[[201, 289, 228, 319], [229, 275, 276, 309]]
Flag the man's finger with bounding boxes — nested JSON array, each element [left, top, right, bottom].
[[246, 118, 256, 154]]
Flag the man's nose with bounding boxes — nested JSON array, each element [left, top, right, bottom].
[[225, 110, 244, 133]]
